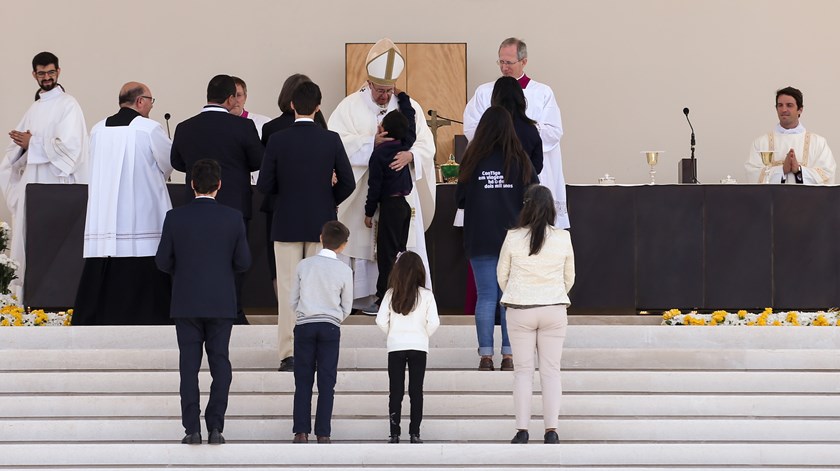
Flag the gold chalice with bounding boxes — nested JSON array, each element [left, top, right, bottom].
[[759, 151, 774, 184], [642, 151, 663, 184]]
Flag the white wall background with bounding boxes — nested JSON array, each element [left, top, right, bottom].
[[1, 0, 838, 223]]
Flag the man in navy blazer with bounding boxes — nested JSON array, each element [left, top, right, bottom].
[[156, 159, 251, 445], [170, 74, 263, 325], [257, 81, 355, 372]]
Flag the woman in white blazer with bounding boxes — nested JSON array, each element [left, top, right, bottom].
[[497, 184, 575, 445]]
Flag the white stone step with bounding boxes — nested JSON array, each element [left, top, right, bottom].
[[4, 347, 840, 370], [1, 443, 839, 468], [3, 417, 840, 442], [5, 370, 840, 394], [4, 325, 840, 350], [4, 393, 840, 418]]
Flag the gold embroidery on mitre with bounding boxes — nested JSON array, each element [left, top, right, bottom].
[[366, 38, 405, 86]]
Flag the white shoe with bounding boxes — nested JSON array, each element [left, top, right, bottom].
[[360, 303, 380, 315]]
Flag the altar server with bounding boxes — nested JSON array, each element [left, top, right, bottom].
[[72, 82, 173, 325], [1, 51, 88, 297], [328, 38, 436, 309], [463, 38, 568, 228], [745, 86, 835, 184]]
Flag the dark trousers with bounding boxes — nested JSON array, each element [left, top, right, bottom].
[[175, 317, 234, 435], [234, 217, 250, 325], [387, 349, 427, 436], [376, 196, 411, 302], [293, 322, 341, 437]]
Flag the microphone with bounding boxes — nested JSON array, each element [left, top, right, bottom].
[[164, 113, 172, 139], [683, 107, 698, 183], [683, 108, 695, 147]]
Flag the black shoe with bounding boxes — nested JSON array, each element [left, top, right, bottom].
[[510, 430, 529, 444], [278, 356, 294, 372], [181, 432, 201, 445], [208, 428, 225, 444], [544, 430, 559, 444], [478, 356, 494, 371], [409, 433, 423, 444], [388, 435, 400, 443], [317, 435, 331, 444]]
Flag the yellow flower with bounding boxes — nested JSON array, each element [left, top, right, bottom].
[[763, 307, 773, 314], [746, 321, 755, 326], [711, 310, 727, 324], [737, 310, 747, 319], [0, 318, 8, 326], [772, 320, 781, 326]]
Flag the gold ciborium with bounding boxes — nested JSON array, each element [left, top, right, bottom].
[[642, 151, 663, 184], [759, 151, 774, 184]]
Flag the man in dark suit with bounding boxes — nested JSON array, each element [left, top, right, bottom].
[[170, 74, 263, 325], [156, 159, 251, 445], [257, 81, 355, 372]]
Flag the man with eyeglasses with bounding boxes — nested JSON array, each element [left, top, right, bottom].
[[1, 51, 89, 298], [328, 38, 437, 314], [72, 82, 174, 325], [463, 37, 569, 229]]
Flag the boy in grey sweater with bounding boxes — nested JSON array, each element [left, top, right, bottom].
[[290, 221, 353, 444]]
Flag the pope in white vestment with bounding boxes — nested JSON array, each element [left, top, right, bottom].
[[328, 39, 436, 302], [745, 124, 835, 184], [1, 86, 88, 297]]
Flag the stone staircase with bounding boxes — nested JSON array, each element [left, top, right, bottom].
[[1, 321, 840, 470]]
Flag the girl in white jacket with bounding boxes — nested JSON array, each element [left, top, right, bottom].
[[375, 251, 440, 444]]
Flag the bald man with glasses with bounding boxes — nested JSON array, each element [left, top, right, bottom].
[[463, 37, 569, 229]]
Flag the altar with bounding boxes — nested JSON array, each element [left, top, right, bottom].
[[23, 183, 840, 314]]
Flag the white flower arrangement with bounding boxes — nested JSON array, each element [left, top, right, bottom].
[[662, 308, 840, 326]]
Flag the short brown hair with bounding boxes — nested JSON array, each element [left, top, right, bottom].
[[321, 221, 349, 251]]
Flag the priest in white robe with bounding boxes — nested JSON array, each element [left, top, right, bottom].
[[745, 86, 835, 184], [72, 82, 173, 325], [328, 38, 436, 311], [463, 37, 569, 229], [1, 52, 88, 298]]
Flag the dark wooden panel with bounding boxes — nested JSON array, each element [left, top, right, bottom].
[[566, 186, 635, 312], [773, 186, 840, 310], [704, 185, 772, 310], [635, 185, 704, 310]]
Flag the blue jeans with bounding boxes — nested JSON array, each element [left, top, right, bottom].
[[470, 256, 511, 356]]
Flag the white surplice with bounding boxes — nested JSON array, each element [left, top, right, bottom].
[[328, 85, 436, 298], [463, 77, 570, 228], [746, 123, 836, 184], [0, 87, 88, 296], [245, 110, 271, 184], [84, 115, 173, 258]]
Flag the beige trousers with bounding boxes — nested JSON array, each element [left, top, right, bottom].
[[506, 305, 568, 430], [275, 241, 321, 360]]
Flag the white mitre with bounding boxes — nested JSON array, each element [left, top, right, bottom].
[[366, 38, 405, 85]]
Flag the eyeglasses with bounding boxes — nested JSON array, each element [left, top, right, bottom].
[[35, 70, 57, 78], [496, 59, 523, 67], [140, 96, 155, 104], [369, 84, 395, 95]]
